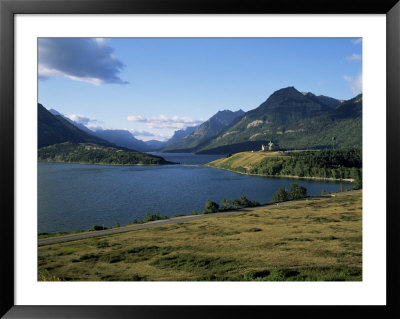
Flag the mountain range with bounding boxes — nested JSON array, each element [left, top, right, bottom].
[[39, 86, 362, 156], [49, 109, 166, 152], [163, 87, 361, 154], [45, 106, 201, 152], [163, 126, 198, 147], [39, 104, 171, 165], [39, 104, 115, 149], [161, 109, 245, 153]]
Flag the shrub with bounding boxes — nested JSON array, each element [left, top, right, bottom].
[[143, 212, 169, 223], [232, 199, 242, 209], [220, 198, 232, 211], [288, 183, 307, 200], [250, 200, 261, 207], [271, 187, 288, 203], [353, 170, 362, 190], [203, 200, 219, 214], [240, 195, 251, 208]]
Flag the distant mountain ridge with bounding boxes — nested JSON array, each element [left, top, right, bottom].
[[91, 128, 150, 152], [40, 86, 361, 156], [301, 92, 342, 109], [162, 109, 245, 152], [196, 87, 362, 154], [49, 108, 164, 152], [244, 86, 331, 123], [39, 104, 173, 165], [49, 109, 95, 135], [38, 104, 115, 149], [164, 126, 198, 147]]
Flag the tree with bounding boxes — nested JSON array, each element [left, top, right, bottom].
[[240, 195, 251, 208], [271, 187, 288, 203], [353, 170, 362, 190], [232, 199, 242, 209], [203, 200, 219, 214], [288, 183, 307, 200], [250, 200, 261, 207], [221, 198, 232, 211]]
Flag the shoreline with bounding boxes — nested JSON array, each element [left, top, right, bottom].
[[204, 164, 355, 183], [38, 160, 177, 167], [38, 189, 361, 246]]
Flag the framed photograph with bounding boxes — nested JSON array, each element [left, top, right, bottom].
[[1, 0, 399, 318]]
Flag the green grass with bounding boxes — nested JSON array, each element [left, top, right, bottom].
[[38, 192, 362, 281]]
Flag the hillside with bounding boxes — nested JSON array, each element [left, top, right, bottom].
[[39, 103, 173, 165], [162, 109, 244, 152], [38, 142, 173, 165], [197, 88, 362, 154], [301, 92, 342, 109], [49, 109, 95, 135], [206, 149, 362, 184], [164, 126, 198, 147], [38, 104, 115, 149]]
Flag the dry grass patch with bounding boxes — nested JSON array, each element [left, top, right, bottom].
[[206, 151, 284, 172], [38, 192, 362, 281]]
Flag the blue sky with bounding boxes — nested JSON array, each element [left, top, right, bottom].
[[38, 38, 362, 141]]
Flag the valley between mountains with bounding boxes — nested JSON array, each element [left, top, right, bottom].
[[38, 86, 361, 164]]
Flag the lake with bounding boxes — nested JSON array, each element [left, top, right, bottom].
[[38, 153, 353, 233]]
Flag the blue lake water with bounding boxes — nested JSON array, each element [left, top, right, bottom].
[[38, 153, 353, 233]]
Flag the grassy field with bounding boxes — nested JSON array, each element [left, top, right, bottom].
[[205, 151, 358, 183], [38, 191, 362, 281], [206, 151, 283, 171]]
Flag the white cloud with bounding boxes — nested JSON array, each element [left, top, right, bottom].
[[127, 115, 146, 122], [345, 54, 362, 62], [344, 73, 362, 95], [38, 38, 128, 85], [129, 129, 156, 137], [128, 129, 171, 142], [65, 114, 99, 126], [86, 124, 107, 131], [127, 115, 203, 130], [151, 134, 172, 142], [352, 38, 362, 45]]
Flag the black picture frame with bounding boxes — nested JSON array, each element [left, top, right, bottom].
[[1, 0, 399, 318]]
